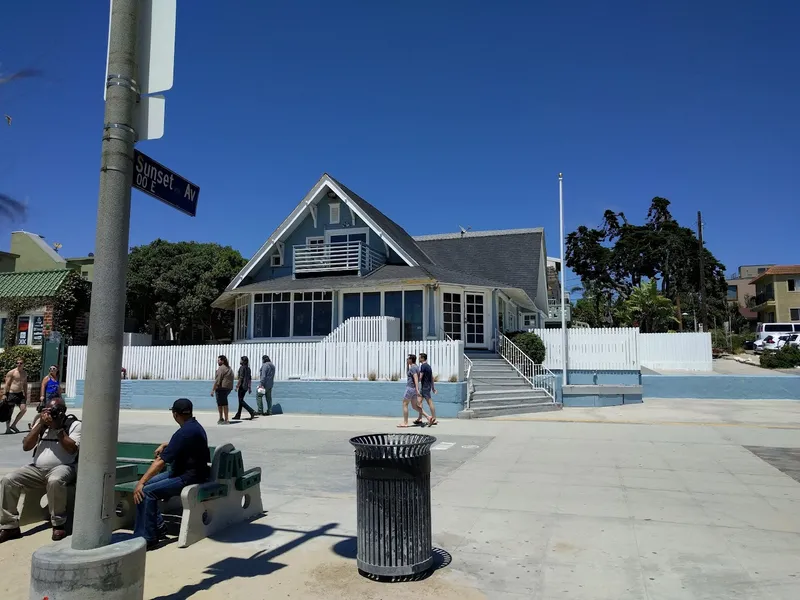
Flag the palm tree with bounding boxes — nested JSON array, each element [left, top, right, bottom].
[[618, 280, 678, 333]]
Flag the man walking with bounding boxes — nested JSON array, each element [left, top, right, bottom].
[[133, 398, 210, 550], [257, 355, 275, 416], [418, 353, 438, 426], [3, 357, 28, 434], [0, 397, 81, 542]]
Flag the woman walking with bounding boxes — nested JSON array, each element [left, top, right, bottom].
[[30, 365, 61, 430], [211, 355, 234, 424], [233, 356, 256, 420], [398, 354, 431, 428]]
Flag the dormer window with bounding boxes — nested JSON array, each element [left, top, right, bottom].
[[329, 203, 340, 224]]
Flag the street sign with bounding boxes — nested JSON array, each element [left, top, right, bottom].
[[133, 95, 165, 141], [132, 149, 199, 216], [105, 0, 177, 99]]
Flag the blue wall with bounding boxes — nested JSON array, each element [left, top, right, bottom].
[[556, 370, 643, 407], [642, 374, 800, 400], [73, 379, 467, 418]]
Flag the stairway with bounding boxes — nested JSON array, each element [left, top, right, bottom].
[[466, 352, 561, 418]]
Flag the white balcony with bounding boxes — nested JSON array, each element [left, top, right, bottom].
[[293, 241, 386, 276]]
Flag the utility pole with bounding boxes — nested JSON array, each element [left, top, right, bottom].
[[697, 210, 708, 333], [71, 0, 139, 550]]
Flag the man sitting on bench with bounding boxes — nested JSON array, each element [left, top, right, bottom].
[[0, 398, 80, 543], [133, 398, 210, 549]]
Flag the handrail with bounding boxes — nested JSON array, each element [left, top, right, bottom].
[[497, 332, 557, 402], [441, 328, 473, 410]]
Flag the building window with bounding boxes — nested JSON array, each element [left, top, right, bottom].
[[791, 308, 800, 321], [404, 290, 424, 341], [727, 285, 738, 300], [253, 293, 290, 338], [363, 292, 381, 317], [342, 293, 361, 322], [758, 267, 766, 273], [292, 291, 333, 337], [270, 254, 282, 267], [523, 314, 536, 328], [329, 203, 340, 224], [340, 290, 423, 341], [235, 296, 249, 341], [253, 291, 332, 338], [790, 279, 799, 292]]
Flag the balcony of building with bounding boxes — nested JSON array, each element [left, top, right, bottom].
[[293, 241, 386, 277], [753, 289, 775, 309]]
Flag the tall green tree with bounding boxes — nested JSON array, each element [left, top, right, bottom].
[[617, 280, 678, 333], [566, 197, 728, 327], [126, 240, 246, 342]]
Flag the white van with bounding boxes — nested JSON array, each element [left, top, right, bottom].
[[755, 322, 800, 342]]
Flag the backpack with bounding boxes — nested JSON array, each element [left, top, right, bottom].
[[0, 399, 11, 423], [32, 413, 81, 459]]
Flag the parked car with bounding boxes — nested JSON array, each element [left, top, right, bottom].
[[777, 333, 800, 349], [756, 323, 800, 343], [742, 339, 755, 351], [754, 335, 779, 353]]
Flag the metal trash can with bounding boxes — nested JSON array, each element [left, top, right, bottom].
[[350, 433, 436, 577]]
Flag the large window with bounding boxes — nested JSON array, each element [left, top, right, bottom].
[[339, 289, 423, 341], [384, 291, 402, 320], [253, 291, 332, 338], [235, 296, 249, 341], [343, 293, 361, 321], [403, 290, 423, 341], [363, 292, 381, 317], [727, 285, 738, 300]]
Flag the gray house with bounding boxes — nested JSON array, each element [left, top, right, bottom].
[[213, 174, 551, 350]]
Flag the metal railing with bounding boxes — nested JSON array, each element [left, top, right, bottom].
[[497, 332, 557, 402], [293, 241, 386, 276], [442, 328, 473, 410], [754, 291, 775, 306]]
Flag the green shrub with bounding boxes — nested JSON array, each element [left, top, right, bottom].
[[0, 345, 42, 381], [510, 332, 546, 364], [760, 345, 800, 369]]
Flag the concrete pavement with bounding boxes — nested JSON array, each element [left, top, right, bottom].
[[2, 400, 800, 598]]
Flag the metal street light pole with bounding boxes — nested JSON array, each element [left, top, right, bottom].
[[71, 0, 139, 550], [559, 173, 567, 386]]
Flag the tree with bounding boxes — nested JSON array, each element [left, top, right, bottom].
[[616, 280, 678, 333], [126, 240, 246, 342], [566, 197, 728, 327]]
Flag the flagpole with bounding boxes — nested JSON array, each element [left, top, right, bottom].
[[559, 173, 567, 388]]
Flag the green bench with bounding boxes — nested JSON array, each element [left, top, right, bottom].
[[112, 441, 263, 548]]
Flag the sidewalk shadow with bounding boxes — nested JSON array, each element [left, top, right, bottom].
[[149, 522, 342, 600], [332, 538, 453, 583]]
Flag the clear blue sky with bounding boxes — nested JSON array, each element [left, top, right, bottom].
[[1, 0, 797, 291]]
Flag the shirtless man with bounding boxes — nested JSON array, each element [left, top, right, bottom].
[[4, 358, 28, 434]]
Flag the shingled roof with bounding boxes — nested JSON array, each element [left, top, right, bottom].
[[415, 229, 544, 305], [750, 265, 800, 285]]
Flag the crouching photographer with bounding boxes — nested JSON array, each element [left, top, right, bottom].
[[0, 398, 81, 543]]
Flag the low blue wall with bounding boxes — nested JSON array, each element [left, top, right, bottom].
[[642, 374, 800, 400], [555, 370, 643, 407], [73, 379, 467, 418]]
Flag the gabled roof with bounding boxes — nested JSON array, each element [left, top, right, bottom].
[[750, 265, 800, 285], [415, 229, 545, 305], [226, 174, 430, 291], [0, 269, 70, 298]]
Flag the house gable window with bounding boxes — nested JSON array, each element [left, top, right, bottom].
[[270, 254, 282, 267], [329, 203, 340, 225]]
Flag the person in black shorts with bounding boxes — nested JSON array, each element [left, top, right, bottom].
[[3, 358, 28, 434], [417, 353, 438, 426]]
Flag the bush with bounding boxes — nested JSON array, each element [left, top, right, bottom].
[[760, 345, 800, 369], [509, 332, 546, 364], [0, 345, 42, 381]]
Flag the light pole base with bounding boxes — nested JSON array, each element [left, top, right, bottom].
[[29, 537, 146, 600]]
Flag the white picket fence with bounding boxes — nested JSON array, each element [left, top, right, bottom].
[[529, 328, 712, 372], [639, 332, 712, 372], [65, 339, 463, 398], [322, 316, 401, 343]]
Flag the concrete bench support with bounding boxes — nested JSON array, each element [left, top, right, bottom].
[[18, 485, 76, 528]]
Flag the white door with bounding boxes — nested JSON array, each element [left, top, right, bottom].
[[442, 290, 463, 341], [464, 292, 486, 348]]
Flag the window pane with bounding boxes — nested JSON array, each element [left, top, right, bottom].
[[293, 302, 312, 336], [313, 301, 333, 336], [253, 304, 271, 337], [330, 235, 348, 244], [350, 233, 367, 244], [304, 292, 313, 301], [323, 291, 332, 301], [272, 302, 290, 337], [791, 309, 800, 321], [363, 292, 381, 317], [403, 290, 423, 341], [343, 293, 361, 321], [384, 291, 402, 319], [313, 291, 322, 301], [294, 293, 303, 301], [790, 280, 797, 292], [727, 285, 738, 299]]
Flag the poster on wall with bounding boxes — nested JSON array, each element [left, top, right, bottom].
[[17, 316, 30, 346], [32, 316, 44, 346]]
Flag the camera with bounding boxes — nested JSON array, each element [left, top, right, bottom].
[[43, 404, 67, 429]]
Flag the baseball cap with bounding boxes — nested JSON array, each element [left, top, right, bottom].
[[170, 398, 193, 415]]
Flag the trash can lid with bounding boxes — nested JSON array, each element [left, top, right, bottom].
[[350, 433, 437, 459]]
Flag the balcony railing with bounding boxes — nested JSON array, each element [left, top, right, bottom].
[[293, 241, 386, 276], [546, 298, 571, 321], [754, 291, 775, 306]]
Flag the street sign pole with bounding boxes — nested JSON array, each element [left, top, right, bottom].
[[71, 0, 139, 550]]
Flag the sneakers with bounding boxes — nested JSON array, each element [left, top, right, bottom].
[[9, 425, 19, 434], [51, 527, 67, 541], [217, 419, 224, 425], [0, 528, 21, 543]]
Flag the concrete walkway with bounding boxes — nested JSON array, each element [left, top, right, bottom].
[[2, 400, 800, 599]]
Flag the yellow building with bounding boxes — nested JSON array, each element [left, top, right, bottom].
[[751, 265, 800, 324]]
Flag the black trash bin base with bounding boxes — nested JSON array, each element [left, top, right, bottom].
[[350, 433, 436, 578]]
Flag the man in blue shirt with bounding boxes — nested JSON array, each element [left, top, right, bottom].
[[132, 398, 210, 549]]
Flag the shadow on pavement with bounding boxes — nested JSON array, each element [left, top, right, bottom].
[[332, 538, 453, 583], [150, 522, 346, 600]]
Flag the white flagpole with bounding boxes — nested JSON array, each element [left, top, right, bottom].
[[559, 173, 567, 387]]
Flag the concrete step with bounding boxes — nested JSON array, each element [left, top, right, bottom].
[[470, 376, 529, 386], [472, 386, 539, 397], [472, 390, 551, 401], [469, 402, 562, 418], [471, 364, 516, 372], [471, 396, 552, 407]]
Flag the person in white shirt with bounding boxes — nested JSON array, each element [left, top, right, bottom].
[[0, 398, 81, 543]]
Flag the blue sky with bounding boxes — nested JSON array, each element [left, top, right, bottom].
[[1, 0, 797, 292]]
